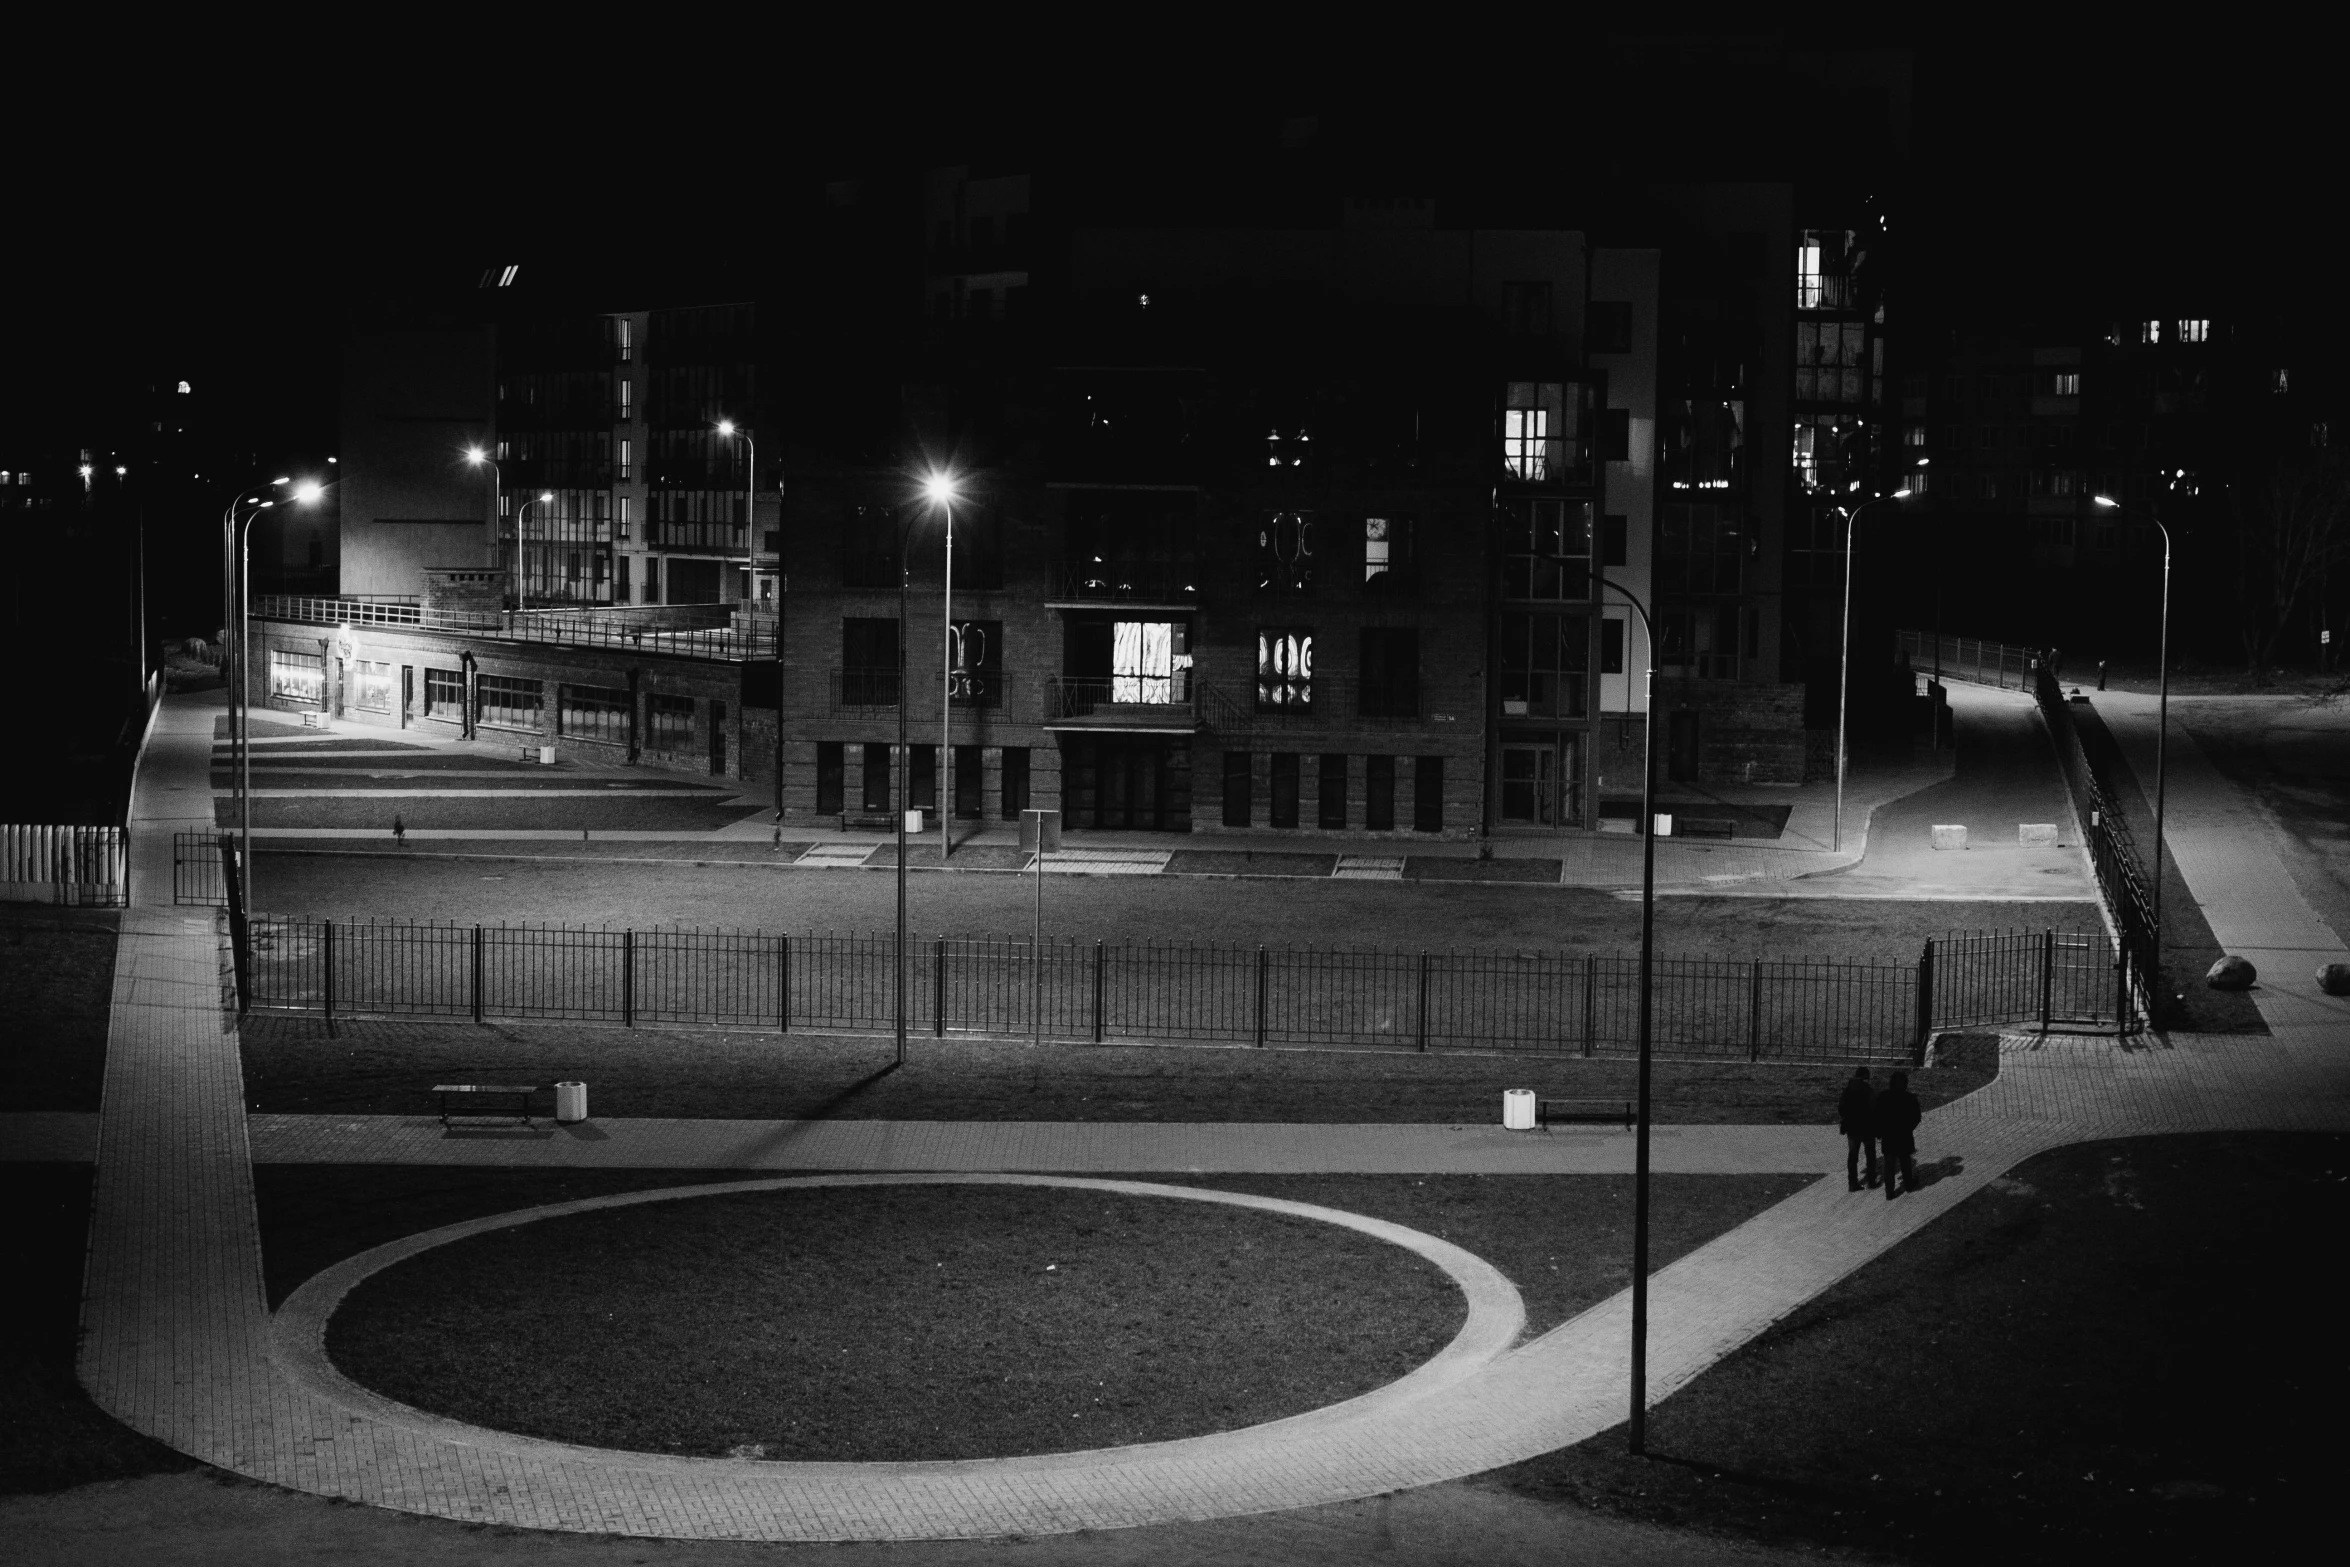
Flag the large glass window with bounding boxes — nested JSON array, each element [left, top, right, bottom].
[[1256, 511, 1314, 593], [1663, 398, 1746, 492], [351, 660, 394, 714], [1113, 620, 1190, 703], [1497, 613, 1589, 719], [424, 668, 464, 719], [646, 693, 694, 752], [1503, 381, 1568, 480], [1659, 504, 1745, 595], [1256, 628, 1313, 710], [1502, 498, 1593, 600], [560, 683, 630, 745], [269, 649, 324, 705], [476, 675, 543, 731]]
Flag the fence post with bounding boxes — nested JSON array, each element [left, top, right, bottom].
[[1416, 950, 1430, 1051], [1255, 944, 1269, 1048], [2039, 928, 2055, 1035], [1915, 938, 1935, 1063], [1092, 939, 1106, 1043], [778, 935, 790, 1034], [471, 923, 484, 1023], [935, 935, 948, 1037], [1582, 953, 1597, 1057], [1748, 958, 1762, 1063], [323, 919, 335, 1024], [622, 929, 635, 1026], [219, 838, 250, 1015]]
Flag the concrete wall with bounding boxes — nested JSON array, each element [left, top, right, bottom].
[[340, 324, 496, 600]]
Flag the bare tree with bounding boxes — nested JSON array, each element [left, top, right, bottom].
[[2230, 455, 2349, 680]]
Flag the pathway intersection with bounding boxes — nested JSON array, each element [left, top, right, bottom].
[[63, 694, 2350, 1543]]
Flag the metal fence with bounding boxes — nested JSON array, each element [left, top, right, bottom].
[[174, 831, 226, 905], [232, 915, 2130, 1057], [2031, 664, 2155, 1027], [1896, 630, 2038, 690], [1, 824, 128, 907], [250, 596, 769, 663]]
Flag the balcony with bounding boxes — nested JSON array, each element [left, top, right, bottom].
[[651, 521, 750, 556], [1041, 675, 1199, 735], [828, 668, 1011, 713], [1047, 560, 1200, 608]]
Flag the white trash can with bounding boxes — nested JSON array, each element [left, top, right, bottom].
[[555, 1081, 588, 1123], [538, 745, 557, 766], [1502, 1088, 1537, 1131]]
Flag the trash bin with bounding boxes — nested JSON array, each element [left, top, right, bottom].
[[538, 745, 557, 765], [1502, 1088, 1536, 1131], [555, 1081, 588, 1123]]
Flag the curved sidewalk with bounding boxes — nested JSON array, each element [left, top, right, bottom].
[[71, 695, 2350, 1542]]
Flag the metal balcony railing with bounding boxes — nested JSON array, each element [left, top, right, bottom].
[[249, 596, 767, 663], [1051, 561, 1201, 603], [828, 668, 1011, 712], [1043, 675, 1197, 720]]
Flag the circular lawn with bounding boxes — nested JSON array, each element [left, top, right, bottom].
[[324, 1179, 1469, 1462]]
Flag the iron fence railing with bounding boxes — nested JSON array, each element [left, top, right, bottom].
[[174, 831, 225, 905], [250, 596, 767, 663], [231, 915, 2131, 1056], [2030, 662, 2155, 1028], [1051, 561, 1202, 604], [1042, 675, 1199, 721], [1896, 630, 2038, 691]]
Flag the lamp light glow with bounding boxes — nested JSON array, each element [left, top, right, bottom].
[[293, 481, 325, 504], [465, 447, 487, 464], [2094, 495, 2118, 508], [716, 419, 737, 437], [923, 472, 959, 504]]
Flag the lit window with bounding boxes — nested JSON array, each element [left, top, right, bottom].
[[2272, 368, 2290, 394], [1364, 517, 1391, 583], [2053, 372, 2080, 396], [2177, 319, 2208, 343], [618, 495, 630, 539], [176, 380, 191, 394], [618, 439, 631, 479], [1904, 423, 1927, 448], [1257, 511, 1314, 592], [1255, 628, 1312, 709], [618, 380, 631, 418], [616, 317, 633, 361], [2140, 321, 2160, 344], [1503, 381, 1565, 480], [1113, 620, 1189, 703]]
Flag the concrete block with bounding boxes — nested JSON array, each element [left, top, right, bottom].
[[2018, 823, 2060, 846], [2206, 955, 2258, 990], [1930, 824, 1968, 850], [2318, 963, 2350, 997]]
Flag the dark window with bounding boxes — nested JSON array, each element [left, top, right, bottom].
[[1602, 513, 1627, 568], [1503, 281, 1552, 337], [816, 742, 845, 814], [1319, 754, 1348, 829], [1498, 613, 1590, 718], [1223, 751, 1253, 827], [476, 675, 543, 732], [1270, 753, 1300, 829], [1587, 301, 1633, 354], [1601, 619, 1626, 674], [645, 693, 694, 752], [910, 744, 937, 811], [954, 745, 983, 819], [1602, 408, 1631, 462], [1662, 398, 1746, 490], [842, 617, 900, 706], [1256, 510, 1314, 593], [424, 668, 464, 719], [1364, 755, 1395, 830], [1659, 504, 1744, 595], [1501, 498, 1593, 600], [841, 505, 899, 588], [862, 742, 892, 812], [559, 683, 629, 745], [1359, 628, 1420, 718], [1413, 756, 1444, 832], [1000, 747, 1030, 819]]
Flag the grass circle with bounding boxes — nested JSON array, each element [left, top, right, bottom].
[[324, 1179, 1468, 1462]]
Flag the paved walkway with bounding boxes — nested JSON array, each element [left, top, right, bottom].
[[68, 693, 2350, 1543]]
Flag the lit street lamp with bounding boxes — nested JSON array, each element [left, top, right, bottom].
[[925, 472, 960, 863], [718, 419, 785, 822], [1598, 574, 1661, 1454], [514, 491, 553, 608], [891, 491, 955, 1066], [463, 447, 507, 608], [223, 477, 328, 905], [1833, 488, 1913, 852], [2095, 493, 2172, 1014]]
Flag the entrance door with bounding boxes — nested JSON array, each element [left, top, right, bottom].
[[1668, 711, 1700, 783], [400, 666, 413, 729], [954, 745, 983, 819], [1071, 740, 1181, 830], [1500, 744, 1557, 825], [709, 700, 728, 776]]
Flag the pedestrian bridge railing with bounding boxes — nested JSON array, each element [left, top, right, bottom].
[[1897, 631, 2040, 690]]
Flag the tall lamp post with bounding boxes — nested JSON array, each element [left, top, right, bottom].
[[721, 420, 785, 822], [463, 446, 505, 608], [924, 473, 959, 861], [220, 481, 280, 892], [1598, 575, 1660, 1455], [890, 492, 954, 1066], [513, 491, 552, 609], [2095, 494, 2171, 1011], [1832, 488, 1913, 852], [225, 478, 327, 900]]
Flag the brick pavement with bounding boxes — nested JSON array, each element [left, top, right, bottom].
[[64, 693, 2350, 1543]]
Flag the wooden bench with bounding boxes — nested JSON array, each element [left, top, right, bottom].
[[434, 1083, 540, 1126], [843, 813, 899, 832], [1537, 1097, 1634, 1131]]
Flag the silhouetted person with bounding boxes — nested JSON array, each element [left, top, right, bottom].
[[392, 814, 406, 848], [1839, 1067, 1879, 1190], [2097, 659, 2109, 691], [1878, 1069, 1922, 1199]]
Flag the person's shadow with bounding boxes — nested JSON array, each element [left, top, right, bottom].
[[1911, 1154, 1966, 1189]]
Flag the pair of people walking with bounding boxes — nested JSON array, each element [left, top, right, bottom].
[[1838, 1067, 1922, 1199]]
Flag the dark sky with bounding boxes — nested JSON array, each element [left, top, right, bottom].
[[6, 25, 2323, 465]]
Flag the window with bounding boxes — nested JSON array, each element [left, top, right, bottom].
[[1319, 754, 1348, 829], [1602, 514, 1627, 568], [1413, 756, 1444, 832], [1257, 511, 1314, 592], [842, 617, 899, 705], [1602, 408, 1631, 462], [477, 675, 543, 731], [619, 439, 631, 479], [351, 660, 394, 714], [1502, 498, 1594, 599], [2140, 321, 2160, 344], [1659, 504, 1744, 595], [1359, 628, 1420, 718], [1503, 281, 1553, 337], [1112, 620, 1190, 703], [1363, 515, 1414, 587], [947, 619, 1004, 708], [816, 742, 845, 815], [618, 380, 632, 421], [1498, 612, 1589, 718], [560, 683, 629, 745], [1222, 751, 1252, 827], [1503, 381, 1565, 480], [1904, 423, 1928, 448], [1364, 755, 1395, 831], [1265, 424, 1311, 468], [424, 668, 464, 719], [2177, 319, 2208, 343], [2273, 368, 2290, 394], [645, 693, 694, 752], [615, 316, 633, 361], [644, 558, 660, 603], [1257, 628, 1313, 709], [1794, 321, 1866, 403], [910, 744, 936, 811], [2053, 372, 2081, 396], [1587, 300, 1632, 354], [616, 556, 631, 598], [269, 649, 324, 705], [1000, 747, 1030, 819], [862, 742, 893, 812], [1600, 618, 1626, 675], [1662, 398, 1745, 491], [1269, 753, 1300, 828]]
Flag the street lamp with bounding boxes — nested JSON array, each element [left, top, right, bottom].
[[514, 491, 553, 608], [2096, 493, 2171, 1013], [464, 446, 506, 608], [220, 481, 279, 900], [719, 419, 785, 822], [1597, 574, 1661, 1455], [1833, 489, 1913, 852], [891, 495, 954, 1066], [925, 472, 960, 863], [225, 477, 329, 904]]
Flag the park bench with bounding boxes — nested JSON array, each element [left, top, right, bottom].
[[434, 1082, 541, 1127], [1537, 1097, 1635, 1131], [843, 813, 898, 832], [1674, 816, 1737, 840]]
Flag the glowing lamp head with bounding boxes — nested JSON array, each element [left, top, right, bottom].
[[1892, 488, 1912, 499], [2094, 495, 2118, 508], [292, 481, 325, 505], [539, 490, 553, 502], [716, 419, 737, 437], [464, 447, 487, 465], [923, 473, 959, 505]]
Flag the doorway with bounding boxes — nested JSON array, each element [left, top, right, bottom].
[[709, 700, 728, 776], [1500, 744, 1558, 826], [1064, 739, 1187, 830], [1668, 711, 1700, 783]]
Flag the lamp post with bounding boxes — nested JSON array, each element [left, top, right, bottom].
[[890, 495, 951, 1067], [1598, 575, 1660, 1455], [464, 447, 505, 608], [220, 482, 278, 894], [925, 473, 959, 861], [2095, 494, 2171, 1012], [1833, 489, 1913, 852], [227, 479, 327, 899], [514, 491, 552, 609], [721, 420, 785, 822]]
